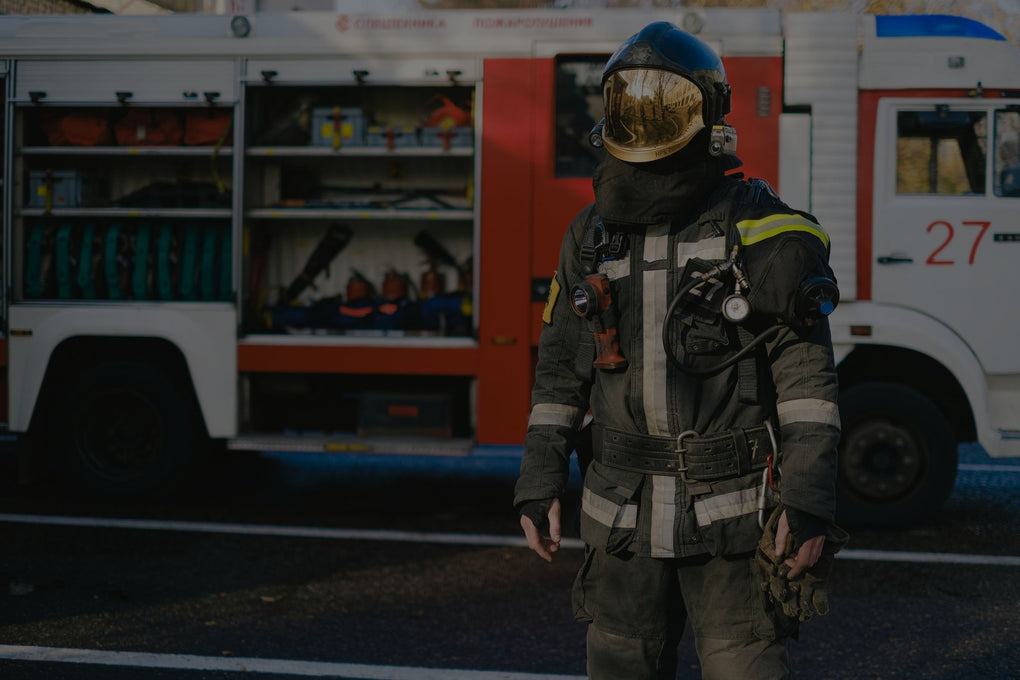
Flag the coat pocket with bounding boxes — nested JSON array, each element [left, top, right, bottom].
[[691, 473, 764, 556], [682, 316, 733, 356], [571, 546, 597, 623], [579, 462, 644, 555]]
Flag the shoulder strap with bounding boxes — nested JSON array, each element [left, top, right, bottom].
[[712, 177, 774, 405], [579, 212, 604, 275]]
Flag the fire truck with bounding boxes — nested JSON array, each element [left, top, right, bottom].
[[1, 8, 1018, 525]]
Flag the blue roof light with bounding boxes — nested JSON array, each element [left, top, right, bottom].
[[876, 14, 1006, 41]]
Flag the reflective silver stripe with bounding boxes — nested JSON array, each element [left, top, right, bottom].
[[777, 398, 841, 429], [602, 255, 631, 281], [650, 475, 677, 557], [694, 487, 759, 527], [676, 236, 725, 268], [582, 488, 638, 529], [528, 403, 585, 429], [642, 268, 669, 435], [643, 223, 671, 263]]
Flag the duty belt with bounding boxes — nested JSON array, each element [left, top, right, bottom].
[[593, 423, 775, 481]]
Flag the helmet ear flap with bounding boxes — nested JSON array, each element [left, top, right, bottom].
[[712, 81, 732, 122]]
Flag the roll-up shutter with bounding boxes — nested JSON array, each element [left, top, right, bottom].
[[14, 59, 237, 104], [245, 58, 479, 86]]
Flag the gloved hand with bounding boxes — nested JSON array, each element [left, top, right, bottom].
[[755, 504, 849, 622], [519, 499, 553, 534], [518, 498, 562, 563]]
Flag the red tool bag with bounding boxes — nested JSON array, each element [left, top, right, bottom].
[[40, 112, 113, 146], [114, 109, 184, 146], [184, 110, 232, 146], [423, 95, 472, 128]]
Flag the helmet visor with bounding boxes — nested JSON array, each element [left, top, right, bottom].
[[602, 68, 705, 162]]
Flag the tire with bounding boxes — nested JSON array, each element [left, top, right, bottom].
[[836, 382, 957, 527], [50, 360, 202, 497]]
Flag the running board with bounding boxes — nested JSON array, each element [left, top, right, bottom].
[[226, 434, 473, 457]]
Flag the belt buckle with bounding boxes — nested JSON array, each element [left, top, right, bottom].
[[675, 429, 698, 481]]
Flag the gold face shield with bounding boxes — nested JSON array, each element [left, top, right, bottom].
[[602, 68, 705, 163]]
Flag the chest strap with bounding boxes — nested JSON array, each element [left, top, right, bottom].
[[736, 325, 760, 405], [592, 422, 775, 481]]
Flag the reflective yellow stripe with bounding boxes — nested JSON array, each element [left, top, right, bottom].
[[736, 213, 829, 249]]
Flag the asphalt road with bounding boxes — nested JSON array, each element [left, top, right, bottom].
[[0, 443, 1018, 679]]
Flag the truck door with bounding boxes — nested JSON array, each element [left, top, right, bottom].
[[871, 99, 1020, 374]]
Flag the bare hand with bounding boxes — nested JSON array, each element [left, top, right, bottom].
[[774, 509, 825, 579], [520, 498, 562, 563]]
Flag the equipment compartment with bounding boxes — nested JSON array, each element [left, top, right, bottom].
[[11, 103, 236, 303], [242, 81, 477, 339]]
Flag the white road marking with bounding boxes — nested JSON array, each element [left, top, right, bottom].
[[958, 463, 1020, 472], [0, 512, 1018, 566], [0, 645, 586, 679], [0, 512, 540, 548], [838, 549, 1020, 566]]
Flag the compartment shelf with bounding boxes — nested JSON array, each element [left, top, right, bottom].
[[247, 207, 472, 221], [246, 145, 471, 158], [20, 146, 233, 156], [20, 207, 232, 218], [241, 333, 477, 347]]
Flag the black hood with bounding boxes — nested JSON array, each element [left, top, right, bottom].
[[593, 137, 741, 229]]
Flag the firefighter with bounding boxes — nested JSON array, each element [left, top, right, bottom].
[[514, 22, 847, 680]]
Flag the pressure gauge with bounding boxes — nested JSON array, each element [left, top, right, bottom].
[[722, 294, 751, 323]]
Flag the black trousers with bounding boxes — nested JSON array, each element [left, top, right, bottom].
[[572, 547, 795, 680]]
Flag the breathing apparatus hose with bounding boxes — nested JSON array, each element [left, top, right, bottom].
[[662, 269, 783, 377]]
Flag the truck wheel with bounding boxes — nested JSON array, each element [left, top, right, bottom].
[[836, 382, 957, 527], [51, 361, 201, 497]]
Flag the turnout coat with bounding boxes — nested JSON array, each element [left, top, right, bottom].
[[514, 176, 842, 559]]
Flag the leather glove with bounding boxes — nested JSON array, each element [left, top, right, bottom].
[[755, 504, 850, 622]]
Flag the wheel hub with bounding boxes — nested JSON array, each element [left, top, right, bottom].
[[76, 388, 163, 480], [841, 419, 923, 500]]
